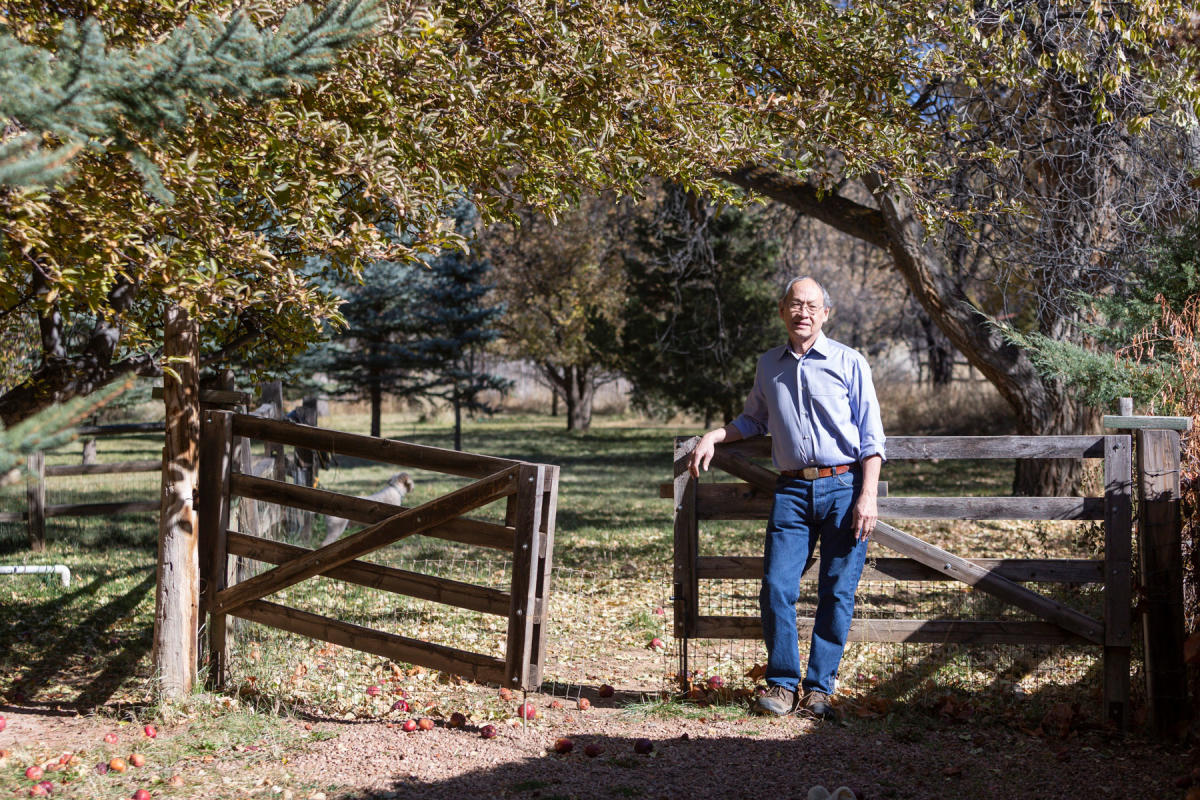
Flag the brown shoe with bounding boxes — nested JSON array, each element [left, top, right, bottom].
[[799, 690, 836, 720], [752, 684, 797, 716]]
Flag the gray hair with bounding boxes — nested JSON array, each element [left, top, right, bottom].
[[779, 276, 832, 308]]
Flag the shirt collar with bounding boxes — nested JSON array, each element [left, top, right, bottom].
[[782, 333, 829, 360]]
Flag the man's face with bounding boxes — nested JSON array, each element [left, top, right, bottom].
[[778, 280, 829, 346]]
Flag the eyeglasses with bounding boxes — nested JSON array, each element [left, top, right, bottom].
[[785, 301, 825, 313]]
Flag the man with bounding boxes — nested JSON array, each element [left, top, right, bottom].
[[688, 276, 885, 719]]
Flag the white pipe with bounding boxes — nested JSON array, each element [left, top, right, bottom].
[[0, 564, 71, 587]]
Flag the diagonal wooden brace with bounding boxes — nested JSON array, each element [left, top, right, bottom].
[[709, 448, 1104, 645], [211, 464, 520, 617]]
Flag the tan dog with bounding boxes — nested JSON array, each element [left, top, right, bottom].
[[321, 472, 414, 547]]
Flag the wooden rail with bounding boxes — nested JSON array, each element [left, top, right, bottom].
[[200, 411, 559, 691], [672, 432, 1137, 727]]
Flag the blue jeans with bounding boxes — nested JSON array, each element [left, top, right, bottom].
[[760, 470, 867, 695]]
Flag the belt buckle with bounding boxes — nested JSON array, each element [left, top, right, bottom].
[[801, 466, 820, 480]]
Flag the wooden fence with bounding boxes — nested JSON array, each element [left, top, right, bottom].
[[198, 410, 559, 691], [0, 422, 164, 550], [671, 433, 1141, 727]]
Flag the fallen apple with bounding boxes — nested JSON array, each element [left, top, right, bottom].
[[366, 685, 381, 697], [167, 774, 184, 787], [517, 702, 537, 720], [649, 637, 665, 650], [448, 712, 467, 728], [653, 607, 665, 615], [143, 725, 157, 739], [549, 699, 564, 710], [25, 765, 43, 781], [707, 676, 724, 689], [36, 782, 52, 794], [109, 757, 127, 773], [633, 738, 653, 755], [0, 714, 6, 732], [94, 762, 109, 775], [583, 743, 604, 758], [553, 737, 574, 753], [480, 724, 498, 739], [418, 718, 434, 731], [129, 753, 146, 768], [391, 700, 409, 713], [577, 698, 591, 711], [104, 732, 119, 745], [27, 785, 47, 797], [132, 789, 152, 800], [598, 684, 614, 698], [401, 720, 418, 733], [498, 687, 513, 701]]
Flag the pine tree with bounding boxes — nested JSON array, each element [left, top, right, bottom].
[[619, 189, 781, 427], [300, 261, 423, 438], [409, 205, 509, 452], [0, 0, 380, 198]]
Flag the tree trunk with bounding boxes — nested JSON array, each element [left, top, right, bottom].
[[724, 166, 1089, 495], [453, 390, 463, 451], [550, 388, 559, 417], [369, 374, 382, 438], [539, 362, 596, 431], [153, 303, 201, 698]]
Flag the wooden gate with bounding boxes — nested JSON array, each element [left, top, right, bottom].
[[671, 434, 1133, 725], [198, 411, 558, 691]]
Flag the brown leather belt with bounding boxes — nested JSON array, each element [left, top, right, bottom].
[[779, 464, 853, 480]]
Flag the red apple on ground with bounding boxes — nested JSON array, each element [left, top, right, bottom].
[[418, 718, 434, 731], [391, 700, 409, 713], [598, 684, 614, 698], [401, 720, 418, 733], [133, 790, 152, 800], [707, 675, 724, 689], [36, 782, 52, 794], [518, 702, 537, 720], [167, 775, 184, 787], [649, 637, 665, 650], [498, 687, 513, 701], [653, 607, 665, 615], [550, 699, 564, 710], [366, 685, 381, 697], [633, 738, 653, 754], [448, 712, 467, 728], [25, 765, 44, 781], [104, 732, 119, 745], [0, 714, 6, 732], [129, 753, 146, 767], [577, 698, 591, 711], [108, 757, 127, 773], [94, 762, 109, 775], [480, 724, 497, 739], [143, 725, 157, 739], [553, 737, 574, 753], [27, 785, 47, 797], [584, 743, 604, 758]]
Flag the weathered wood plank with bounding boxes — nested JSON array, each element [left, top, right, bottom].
[[506, 464, 545, 689], [225, 532, 511, 616], [26, 452, 45, 551], [1103, 415, 1192, 431], [674, 436, 701, 641], [232, 599, 507, 685], [693, 616, 1088, 644], [1104, 434, 1133, 729], [1136, 429, 1184, 737], [695, 484, 1102, 521], [717, 435, 1107, 461], [231, 414, 519, 479], [231, 473, 513, 549], [529, 465, 559, 689], [212, 464, 520, 616], [45, 460, 161, 477], [75, 422, 165, 436], [44, 500, 160, 517], [695, 556, 1105, 584], [198, 410, 234, 688]]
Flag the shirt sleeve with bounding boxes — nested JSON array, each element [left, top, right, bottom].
[[851, 356, 886, 462], [730, 356, 769, 438]]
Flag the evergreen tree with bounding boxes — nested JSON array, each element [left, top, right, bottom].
[[409, 205, 509, 452], [620, 189, 781, 427], [300, 261, 422, 438], [0, 0, 380, 197]]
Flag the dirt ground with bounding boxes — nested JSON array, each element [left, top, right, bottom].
[[1, 687, 1189, 800]]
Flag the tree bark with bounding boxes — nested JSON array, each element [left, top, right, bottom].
[[725, 165, 1088, 494], [153, 303, 201, 698], [539, 362, 596, 431]]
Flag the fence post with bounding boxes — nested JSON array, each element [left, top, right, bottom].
[[26, 452, 45, 551], [528, 465, 559, 689], [198, 410, 235, 688], [1136, 428, 1186, 736], [673, 436, 700, 687], [505, 463, 545, 690], [82, 438, 97, 466], [1103, 434, 1133, 729]]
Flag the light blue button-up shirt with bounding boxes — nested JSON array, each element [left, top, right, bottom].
[[730, 333, 886, 471]]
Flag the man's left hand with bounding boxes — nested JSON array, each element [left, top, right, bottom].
[[852, 492, 878, 542]]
